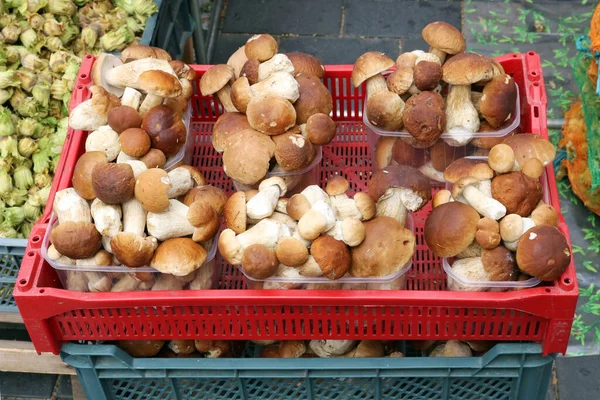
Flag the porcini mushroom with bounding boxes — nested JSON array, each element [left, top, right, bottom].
[[246, 177, 287, 219], [85, 125, 121, 162], [424, 202, 480, 257], [286, 52, 325, 79], [516, 225, 571, 281], [452, 176, 506, 220], [212, 112, 252, 153], [199, 64, 237, 112], [70, 86, 121, 131], [151, 238, 208, 276], [402, 91, 446, 148], [141, 105, 187, 157], [222, 129, 275, 185], [107, 105, 142, 134], [246, 95, 296, 135], [72, 151, 108, 200], [503, 134, 556, 169], [257, 53, 295, 81], [146, 200, 195, 241], [241, 244, 279, 279], [294, 74, 333, 124], [245, 34, 278, 62], [491, 171, 542, 216], [250, 71, 300, 102], [422, 22, 466, 64], [480, 74, 517, 128]]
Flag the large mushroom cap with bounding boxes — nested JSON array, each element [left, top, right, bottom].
[[350, 216, 415, 277], [424, 202, 480, 257], [442, 52, 494, 85], [135, 168, 171, 213], [311, 236, 351, 279], [246, 95, 297, 135], [368, 165, 431, 211], [72, 151, 108, 200], [286, 53, 325, 79], [245, 34, 278, 62], [151, 238, 208, 276], [480, 74, 517, 128], [107, 105, 142, 134], [481, 245, 517, 281], [516, 225, 571, 281], [352, 52, 395, 87], [212, 112, 252, 153], [223, 129, 275, 185], [141, 105, 187, 157], [294, 74, 333, 124], [491, 171, 542, 216], [366, 91, 405, 131], [92, 163, 135, 205], [111, 232, 155, 268], [422, 22, 466, 55], [51, 221, 102, 259], [304, 113, 337, 145], [502, 134, 556, 168], [402, 91, 446, 146], [120, 44, 172, 63], [274, 133, 316, 172], [199, 64, 234, 96], [138, 70, 183, 98], [443, 158, 487, 183]]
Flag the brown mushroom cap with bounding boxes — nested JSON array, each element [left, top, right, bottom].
[[502, 134, 556, 168], [141, 105, 187, 157], [367, 91, 405, 131], [247, 95, 297, 135], [430, 141, 469, 172], [212, 112, 252, 153], [138, 70, 183, 98], [516, 225, 571, 281], [294, 74, 333, 124], [222, 129, 275, 185], [481, 246, 517, 281], [396, 52, 419, 69], [491, 171, 542, 216], [135, 168, 170, 213], [424, 202, 480, 257], [223, 191, 247, 234], [274, 133, 316, 172], [107, 105, 142, 134], [368, 165, 432, 210], [72, 151, 108, 200], [530, 203, 559, 227], [51, 221, 101, 259], [354, 192, 377, 220], [442, 53, 494, 85], [151, 238, 208, 276], [241, 244, 279, 279], [304, 113, 336, 145], [178, 165, 206, 186], [374, 137, 396, 169], [286, 53, 325, 79], [522, 158, 544, 179], [387, 67, 414, 95], [183, 185, 228, 215], [471, 121, 515, 148], [287, 193, 312, 220], [326, 176, 349, 196], [119, 128, 151, 157], [188, 201, 220, 242], [414, 61, 442, 91], [352, 52, 395, 87], [245, 34, 278, 62], [199, 64, 234, 96], [480, 74, 517, 128], [92, 163, 135, 204], [350, 216, 415, 277], [311, 235, 351, 279], [170, 60, 196, 80], [111, 232, 155, 267], [488, 143, 515, 174], [468, 163, 494, 180], [120, 44, 172, 63], [90, 85, 121, 115], [118, 340, 165, 357], [276, 237, 309, 266], [230, 77, 253, 114], [139, 149, 166, 169], [443, 158, 487, 183], [240, 58, 260, 85], [422, 22, 466, 55], [402, 91, 446, 146]]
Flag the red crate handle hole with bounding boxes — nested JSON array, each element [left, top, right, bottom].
[[545, 288, 551, 293], [39, 289, 45, 294], [32, 236, 41, 243], [19, 279, 27, 285], [80, 74, 88, 79], [27, 251, 34, 257]]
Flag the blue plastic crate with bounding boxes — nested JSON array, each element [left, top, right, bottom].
[[61, 342, 553, 400], [0, 251, 23, 313]]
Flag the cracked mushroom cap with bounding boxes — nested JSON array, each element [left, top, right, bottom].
[[51, 221, 102, 259], [491, 171, 542, 216], [138, 70, 183, 98], [245, 34, 278, 62], [111, 232, 155, 268], [286, 53, 325, 79], [151, 238, 208, 276], [442, 52, 494, 85], [304, 113, 337, 145], [311, 235, 351, 280], [350, 216, 415, 277], [183, 185, 228, 215], [274, 133, 317, 172], [367, 91, 405, 131], [516, 225, 571, 281], [424, 202, 480, 257], [480, 74, 517, 128], [294, 74, 333, 124], [135, 168, 170, 213], [92, 163, 135, 205], [443, 158, 488, 183], [222, 129, 276, 185], [368, 165, 431, 211], [212, 112, 252, 153], [402, 91, 446, 147], [352, 52, 395, 87], [242, 244, 279, 279], [422, 22, 466, 55], [223, 191, 247, 234], [199, 64, 234, 96], [502, 134, 556, 168], [246, 95, 297, 135], [72, 151, 108, 200], [481, 245, 517, 281]]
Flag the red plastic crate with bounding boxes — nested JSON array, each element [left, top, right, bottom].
[[15, 52, 577, 356]]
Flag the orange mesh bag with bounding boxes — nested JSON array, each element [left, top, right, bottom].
[[591, 4, 600, 53]]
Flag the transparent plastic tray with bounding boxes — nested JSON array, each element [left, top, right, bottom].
[[164, 102, 193, 170], [241, 214, 415, 288]]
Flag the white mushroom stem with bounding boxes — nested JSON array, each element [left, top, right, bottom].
[[122, 160, 147, 178], [247, 186, 282, 219], [445, 85, 479, 146], [121, 87, 142, 111], [418, 162, 446, 182], [298, 256, 322, 277], [216, 85, 238, 112], [266, 212, 297, 232], [237, 218, 286, 251], [375, 188, 424, 227], [139, 94, 164, 115], [275, 198, 289, 214], [166, 168, 194, 198], [227, 46, 248, 79], [47, 244, 75, 265], [429, 48, 447, 64], [309, 199, 336, 229], [85, 125, 121, 161], [102, 235, 113, 253], [462, 185, 506, 220], [69, 99, 108, 131], [53, 188, 92, 223], [476, 179, 492, 198], [292, 230, 311, 247], [365, 74, 388, 100], [116, 151, 138, 163], [448, 257, 488, 292], [111, 274, 140, 292], [91, 199, 122, 237], [147, 200, 195, 241], [189, 262, 215, 290], [250, 71, 299, 102], [329, 194, 362, 220], [504, 218, 536, 251], [309, 340, 357, 358], [105, 58, 176, 89], [122, 198, 147, 237], [471, 91, 482, 115], [263, 265, 303, 289], [257, 54, 295, 81], [75, 257, 112, 292], [300, 185, 330, 206]]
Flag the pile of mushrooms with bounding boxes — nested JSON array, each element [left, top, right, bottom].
[[258, 340, 401, 358], [118, 340, 239, 358], [217, 171, 424, 289], [49, 154, 226, 292], [69, 44, 195, 164], [424, 135, 571, 290], [199, 34, 337, 190], [356, 21, 518, 176]]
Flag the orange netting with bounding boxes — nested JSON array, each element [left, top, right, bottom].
[[591, 4, 600, 52]]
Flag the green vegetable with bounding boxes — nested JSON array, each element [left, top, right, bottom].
[[50, 78, 68, 100], [0, 89, 13, 105], [126, 17, 143, 33], [32, 81, 50, 107], [0, 106, 16, 136], [0, 171, 13, 196], [33, 184, 50, 206], [4, 206, 25, 227], [1, 23, 21, 44], [0, 221, 20, 238], [15, 69, 37, 92], [24, 0, 49, 14], [17, 118, 40, 137], [48, 98, 65, 118], [0, 70, 19, 89], [48, 50, 69, 73], [45, 36, 65, 52], [17, 97, 47, 118], [18, 137, 38, 157], [19, 28, 43, 51], [6, 188, 28, 206], [20, 220, 34, 237], [48, 0, 77, 16], [5, 46, 21, 64], [100, 25, 134, 51], [58, 20, 79, 45], [28, 13, 45, 30], [0, 157, 13, 173], [42, 18, 64, 36], [62, 57, 80, 90], [14, 165, 33, 190], [81, 23, 100, 50], [34, 172, 51, 188], [32, 149, 50, 173], [74, 0, 90, 6], [21, 53, 47, 71]]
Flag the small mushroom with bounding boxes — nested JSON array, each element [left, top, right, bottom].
[[274, 132, 317, 172], [421, 22, 466, 64], [223, 191, 247, 234], [387, 67, 414, 95], [241, 244, 279, 279], [187, 201, 220, 242], [301, 236, 351, 279], [119, 128, 151, 157], [429, 341, 472, 357], [301, 113, 337, 145], [141, 105, 187, 157], [499, 214, 536, 251], [488, 143, 517, 174], [452, 176, 506, 220], [516, 225, 571, 281], [69, 86, 121, 131], [275, 237, 309, 266], [475, 217, 501, 250], [246, 177, 287, 219], [231, 77, 253, 113], [72, 151, 108, 200], [480, 74, 517, 128], [51, 221, 102, 259], [402, 91, 446, 148], [107, 105, 142, 134], [530, 203, 559, 227], [111, 232, 156, 268], [137, 70, 183, 115], [199, 64, 237, 112], [218, 219, 289, 265], [245, 34, 278, 62], [424, 202, 480, 257], [294, 74, 333, 124], [309, 340, 357, 358], [227, 46, 249, 79], [413, 61, 442, 91], [85, 125, 121, 162], [502, 134, 556, 169]]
